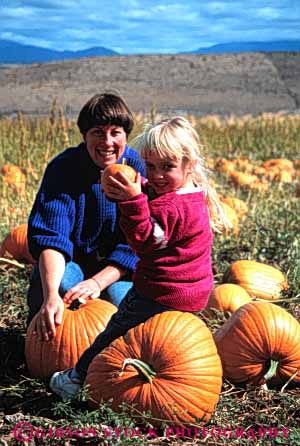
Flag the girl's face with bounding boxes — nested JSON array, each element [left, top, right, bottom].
[[145, 153, 194, 195], [85, 125, 127, 169]]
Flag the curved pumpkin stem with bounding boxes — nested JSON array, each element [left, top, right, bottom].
[[119, 358, 156, 383], [264, 359, 279, 381]]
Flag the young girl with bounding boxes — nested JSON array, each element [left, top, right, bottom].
[[50, 116, 228, 401]]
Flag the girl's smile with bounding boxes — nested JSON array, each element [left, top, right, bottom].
[[145, 154, 194, 195]]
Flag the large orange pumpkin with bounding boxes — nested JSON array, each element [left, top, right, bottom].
[[86, 311, 222, 426], [205, 283, 251, 317], [223, 260, 288, 300], [25, 299, 117, 379], [0, 223, 35, 264], [214, 301, 300, 386]]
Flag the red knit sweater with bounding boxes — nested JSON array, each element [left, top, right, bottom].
[[118, 186, 213, 311]]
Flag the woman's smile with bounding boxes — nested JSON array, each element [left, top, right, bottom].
[[85, 125, 127, 169]]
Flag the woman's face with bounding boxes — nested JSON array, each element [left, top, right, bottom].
[[85, 125, 127, 169]]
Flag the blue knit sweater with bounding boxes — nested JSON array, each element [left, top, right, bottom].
[[28, 142, 145, 273]]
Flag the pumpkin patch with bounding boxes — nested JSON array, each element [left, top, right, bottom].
[[0, 111, 299, 438]]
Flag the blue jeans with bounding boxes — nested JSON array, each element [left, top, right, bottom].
[[75, 286, 174, 380], [26, 261, 132, 323]]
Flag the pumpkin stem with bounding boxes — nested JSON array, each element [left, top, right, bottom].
[[122, 158, 127, 165], [264, 359, 279, 381], [119, 358, 156, 383]]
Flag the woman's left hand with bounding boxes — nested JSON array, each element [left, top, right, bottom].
[[63, 278, 101, 304], [104, 172, 141, 201]]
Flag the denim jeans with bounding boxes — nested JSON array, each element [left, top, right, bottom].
[[26, 261, 132, 324], [75, 286, 174, 380]]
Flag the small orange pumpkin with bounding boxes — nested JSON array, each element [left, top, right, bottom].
[[0, 224, 35, 264], [229, 171, 258, 187], [101, 164, 137, 193], [86, 311, 222, 426], [229, 171, 268, 192], [214, 301, 300, 386], [223, 260, 288, 300], [1, 163, 26, 192], [205, 284, 251, 317], [262, 158, 294, 171], [221, 197, 248, 218], [221, 202, 239, 235], [233, 157, 253, 172], [25, 299, 117, 379]]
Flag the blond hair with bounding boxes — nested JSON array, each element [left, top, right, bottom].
[[132, 116, 231, 233]]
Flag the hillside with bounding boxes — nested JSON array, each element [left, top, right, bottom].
[[0, 52, 300, 117]]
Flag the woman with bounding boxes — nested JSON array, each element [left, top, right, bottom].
[[27, 93, 145, 341]]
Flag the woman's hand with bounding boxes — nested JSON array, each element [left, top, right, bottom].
[[32, 294, 64, 341], [104, 171, 141, 201], [63, 278, 101, 304]]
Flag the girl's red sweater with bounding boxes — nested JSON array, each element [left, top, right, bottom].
[[118, 187, 213, 311]]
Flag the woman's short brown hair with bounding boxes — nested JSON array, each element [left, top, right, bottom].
[[77, 93, 134, 136]]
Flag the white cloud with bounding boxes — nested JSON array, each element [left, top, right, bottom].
[[1, 6, 33, 18], [256, 7, 281, 19]]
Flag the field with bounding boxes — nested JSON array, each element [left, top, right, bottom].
[[0, 103, 300, 445]]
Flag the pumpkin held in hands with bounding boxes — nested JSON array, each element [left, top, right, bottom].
[[101, 163, 137, 198], [25, 299, 117, 379], [86, 311, 222, 426]]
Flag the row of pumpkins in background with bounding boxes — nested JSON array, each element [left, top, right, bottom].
[[211, 156, 300, 190], [2, 157, 299, 194], [1, 221, 297, 427]]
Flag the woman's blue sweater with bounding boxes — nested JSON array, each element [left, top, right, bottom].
[[28, 142, 145, 273]]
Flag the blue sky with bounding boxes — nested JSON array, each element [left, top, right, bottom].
[[1, 0, 299, 54]]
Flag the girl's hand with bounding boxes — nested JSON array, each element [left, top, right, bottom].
[[104, 171, 141, 201], [63, 278, 101, 304]]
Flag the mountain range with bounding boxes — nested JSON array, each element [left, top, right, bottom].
[[0, 39, 118, 64], [191, 40, 300, 54], [0, 39, 300, 64]]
